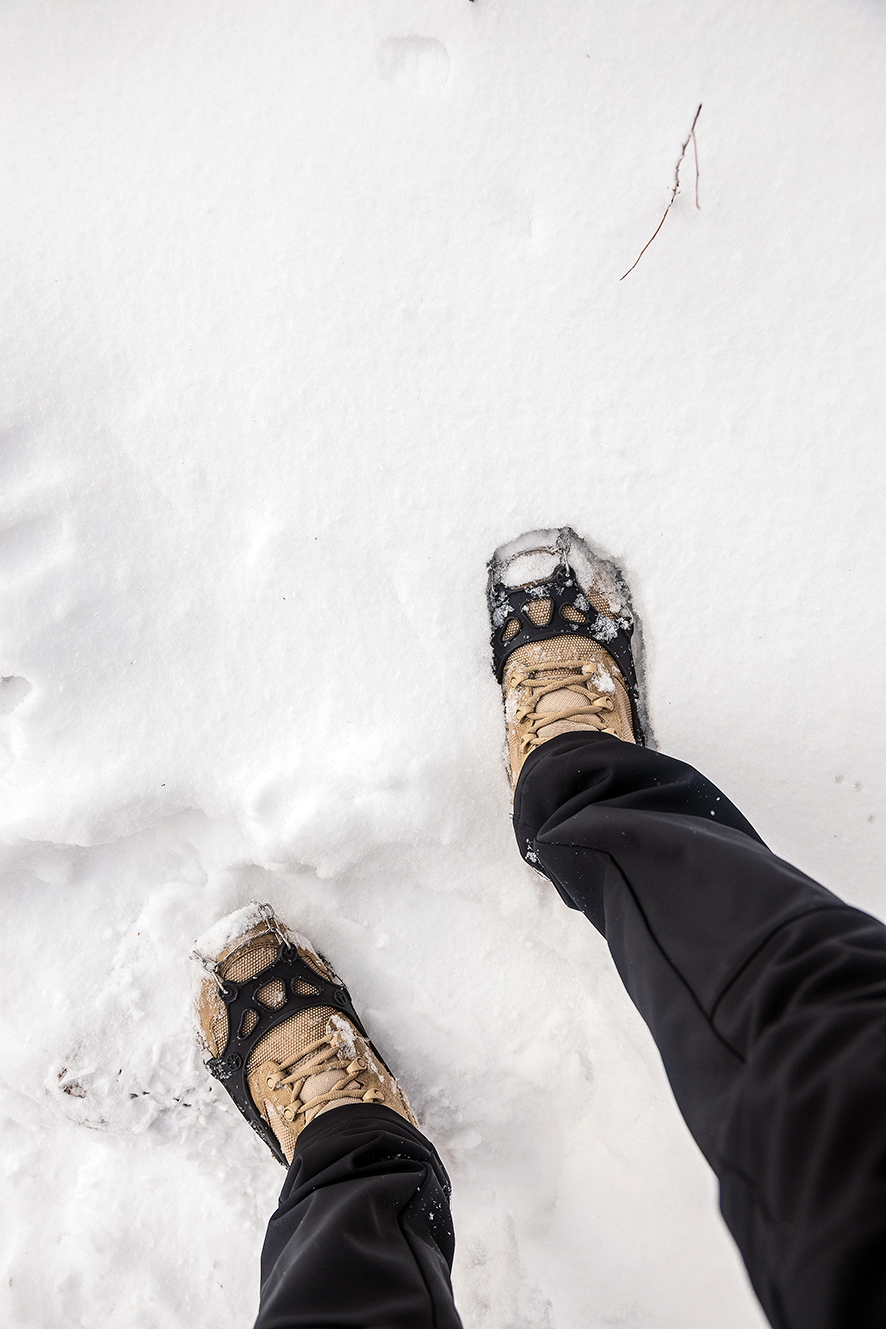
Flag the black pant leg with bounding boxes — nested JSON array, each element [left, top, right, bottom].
[[255, 1104, 462, 1329], [515, 731, 886, 1329]]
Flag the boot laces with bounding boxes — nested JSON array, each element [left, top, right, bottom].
[[510, 659, 620, 757], [265, 1025, 385, 1126]]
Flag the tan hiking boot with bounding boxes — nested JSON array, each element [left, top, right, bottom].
[[502, 637, 636, 786], [487, 528, 646, 788], [192, 903, 417, 1165]]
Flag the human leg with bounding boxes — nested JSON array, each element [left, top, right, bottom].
[[191, 905, 462, 1329], [256, 1104, 458, 1329], [516, 729, 886, 1329], [487, 528, 886, 1329]]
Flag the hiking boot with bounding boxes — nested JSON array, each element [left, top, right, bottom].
[[487, 527, 646, 788], [192, 903, 417, 1166]]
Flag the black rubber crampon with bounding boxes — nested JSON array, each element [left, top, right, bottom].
[[487, 558, 646, 746], [205, 941, 369, 1167]]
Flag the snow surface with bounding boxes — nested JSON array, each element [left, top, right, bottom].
[[3, 1, 886, 1325]]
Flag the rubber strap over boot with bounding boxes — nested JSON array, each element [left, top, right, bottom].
[[488, 561, 646, 745], [206, 942, 369, 1166]]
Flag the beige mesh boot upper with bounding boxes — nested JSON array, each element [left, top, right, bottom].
[[502, 633, 636, 788], [193, 904, 417, 1165]]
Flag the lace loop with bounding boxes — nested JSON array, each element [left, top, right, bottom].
[[267, 1026, 381, 1127], [509, 658, 621, 757]]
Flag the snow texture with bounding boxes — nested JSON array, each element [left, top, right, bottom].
[[2, 1, 886, 1326], [193, 902, 276, 961]]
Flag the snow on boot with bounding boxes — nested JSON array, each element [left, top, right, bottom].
[[487, 527, 647, 788], [191, 903, 417, 1166]]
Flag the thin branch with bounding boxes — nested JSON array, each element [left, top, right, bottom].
[[692, 121, 700, 209], [620, 103, 702, 281]]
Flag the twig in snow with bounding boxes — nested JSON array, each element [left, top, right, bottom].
[[620, 103, 702, 281], [692, 116, 700, 210]]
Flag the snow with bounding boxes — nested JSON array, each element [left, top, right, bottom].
[[193, 901, 275, 962], [591, 664, 615, 695], [2, 0, 886, 1325]]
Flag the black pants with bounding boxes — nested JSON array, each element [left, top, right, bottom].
[[255, 734, 886, 1329]]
